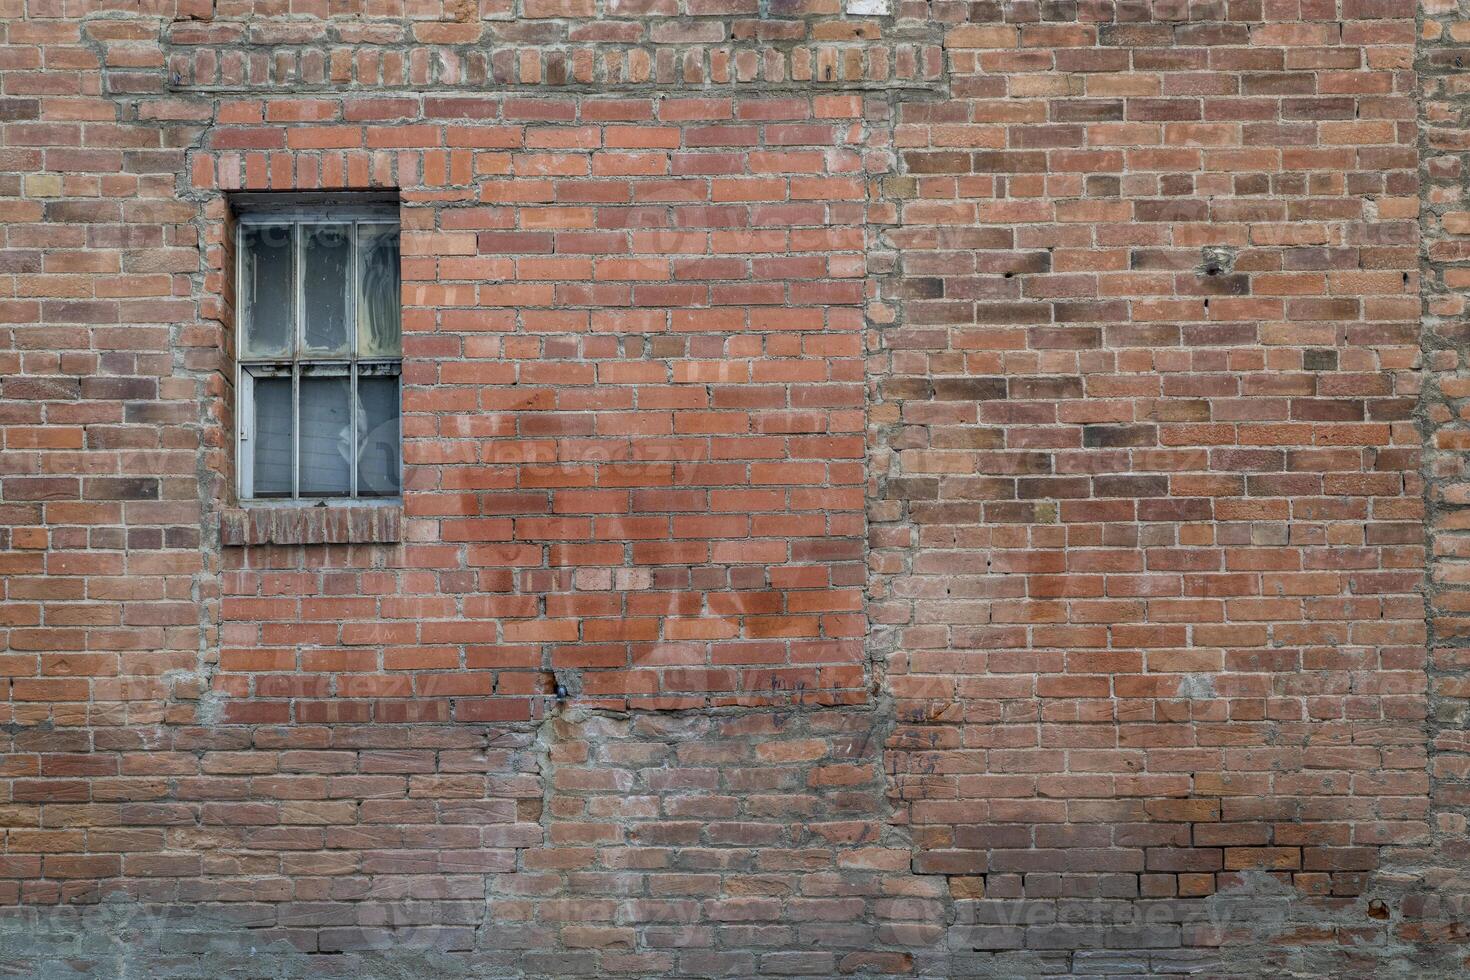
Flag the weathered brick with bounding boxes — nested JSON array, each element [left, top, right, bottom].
[[0, 0, 1451, 976]]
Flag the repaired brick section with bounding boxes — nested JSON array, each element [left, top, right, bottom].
[[486, 708, 924, 978], [1419, 0, 1470, 966], [202, 90, 874, 721], [5, 0, 1470, 974], [870, 0, 1427, 913]]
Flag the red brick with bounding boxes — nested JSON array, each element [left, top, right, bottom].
[[0, 1, 1442, 973]]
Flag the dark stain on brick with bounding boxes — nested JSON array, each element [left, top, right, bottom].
[[0, 99, 41, 120], [932, 377, 1008, 401], [1082, 424, 1158, 448]]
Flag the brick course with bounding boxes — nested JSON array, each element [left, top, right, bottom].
[[2, 0, 1470, 975]]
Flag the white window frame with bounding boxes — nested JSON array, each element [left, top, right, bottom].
[[234, 205, 402, 501]]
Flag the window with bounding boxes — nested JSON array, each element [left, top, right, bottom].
[[235, 204, 401, 500]]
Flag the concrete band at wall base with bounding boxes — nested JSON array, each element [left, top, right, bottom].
[[3, 0, 1469, 975]]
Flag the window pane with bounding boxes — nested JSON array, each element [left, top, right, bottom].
[[358, 223, 401, 357], [241, 224, 293, 358], [299, 376, 351, 496], [252, 377, 293, 497], [302, 223, 351, 356], [357, 376, 401, 496]]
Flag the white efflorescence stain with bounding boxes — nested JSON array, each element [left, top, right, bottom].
[[845, 0, 890, 14], [1178, 674, 1217, 700]]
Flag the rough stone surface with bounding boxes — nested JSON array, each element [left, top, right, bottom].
[[218, 504, 404, 546], [3, 0, 1470, 975]]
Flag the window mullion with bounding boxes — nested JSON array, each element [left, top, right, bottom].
[[239, 369, 254, 499], [236, 221, 246, 500], [292, 221, 302, 500], [289, 365, 298, 500], [350, 220, 359, 498]]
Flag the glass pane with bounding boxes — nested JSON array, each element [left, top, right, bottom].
[[302, 223, 351, 356], [357, 376, 400, 496], [358, 223, 401, 357], [241, 224, 293, 358], [299, 376, 351, 496], [252, 377, 293, 497]]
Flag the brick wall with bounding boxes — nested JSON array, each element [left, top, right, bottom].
[[4, 0, 1470, 975], [206, 90, 874, 723], [872, 0, 1427, 909]]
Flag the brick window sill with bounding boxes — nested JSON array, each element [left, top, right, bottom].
[[220, 502, 403, 547]]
